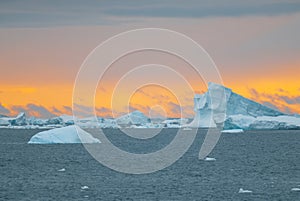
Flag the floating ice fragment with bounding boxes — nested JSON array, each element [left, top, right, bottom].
[[291, 188, 300, 192], [222, 129, 244, 133], [238, 188, 252, 193], [204, 157, 216, 161], [81, 186, 89, 190], [57, 168, 66, 172]]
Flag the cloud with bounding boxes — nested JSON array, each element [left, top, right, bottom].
[[27, 104, 54, 118], [1, 1, 300, 27], [63, 106, 72, 114], [128, 104, 150, 114], [51, 107, 62, 116], [95, 107, 112, 118], [73, 103, 94, 118], [0, 103, 10, 115], [168, 102, 181, 116], [261, 101, 280, 111], [10, 103, 54, 118], [279, 96, 300, 105], [105, 1, 300, 18], [248, 88, 300, 114]]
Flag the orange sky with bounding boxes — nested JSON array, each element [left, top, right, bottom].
[[0, 6, 299, 118]]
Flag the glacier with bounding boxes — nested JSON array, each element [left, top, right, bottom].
[[28, 125, 101, 144]]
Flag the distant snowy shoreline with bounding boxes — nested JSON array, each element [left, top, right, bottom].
[[1, 83, 300, 130]]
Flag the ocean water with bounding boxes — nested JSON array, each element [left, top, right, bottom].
[[0, 128, 299, 201]]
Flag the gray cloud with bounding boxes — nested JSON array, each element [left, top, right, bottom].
[[1, 0, 300, 27], [0, 103, 10, 115], [261, 101, 280, 111], [73, 103, 94, 118], [10, 103, 54, 118], [280, 96, 300, 105], [105, 1, 300, 18], [248, 88, 300, 114], [27, 104, 54, 118], [96, 107, 112, 117], [63, 106, 72, 114], [51, 107, 62, 115], [168, 102, 181, 115]]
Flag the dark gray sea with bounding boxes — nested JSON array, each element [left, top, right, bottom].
[[0, 128, 299, 201]]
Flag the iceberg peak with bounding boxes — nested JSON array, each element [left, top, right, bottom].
[[189, 83, 284, 128]]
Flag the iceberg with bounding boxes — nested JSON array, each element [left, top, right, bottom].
[[188, 83, 293, 129], [225, 115, 300, 130], [291, 188, 300, 192], [0, 112, 26, 126], [204, 157, 216, 161], [59, 115, 74, 125], [238, 188, 252, 193], [28, 125, 101, 144], [221, 129, 244, 133], [116, 110, 150, 127]]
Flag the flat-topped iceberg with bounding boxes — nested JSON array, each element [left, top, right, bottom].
[[28, 125, 101, 144], [225, 114, 300, 130]]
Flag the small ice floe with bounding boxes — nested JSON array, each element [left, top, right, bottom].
[[81, 186, 89, 190], [291, 188, 300, 192], [238, 188, 252, 193], [222, 129, 244, 133], [183, 127, 192, 131], [204, 157, 216, 161], [57, 168, 66, 172]]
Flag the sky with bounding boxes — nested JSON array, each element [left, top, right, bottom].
[[0, 0, 300, 118]]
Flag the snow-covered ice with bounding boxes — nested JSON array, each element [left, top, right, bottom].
[[28, 125, 101, 144]]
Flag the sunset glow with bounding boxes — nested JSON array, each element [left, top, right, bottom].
[[0, 2, 299, 118]]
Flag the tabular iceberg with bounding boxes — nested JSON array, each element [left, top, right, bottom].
[[28, 125, 101, 144], [225, 114, 300, 130]]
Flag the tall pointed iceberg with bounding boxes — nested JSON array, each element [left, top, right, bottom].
[[189, 83, 284, 128]]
